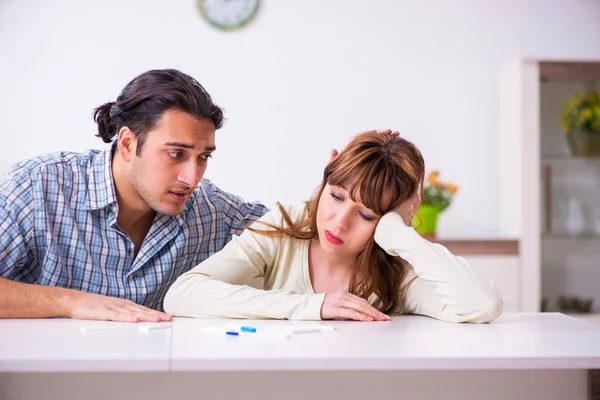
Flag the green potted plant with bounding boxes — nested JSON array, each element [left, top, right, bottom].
[[412, 171, 459, 238], [560, 91, 600, 156]]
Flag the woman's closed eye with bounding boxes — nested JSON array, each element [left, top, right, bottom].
[[331, 191, 376, 221], [359, 211, 376, 222], [330, 191, 343, 202]]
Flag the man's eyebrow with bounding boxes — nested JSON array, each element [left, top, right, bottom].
[[164, 142, 216, 151], [164, 142, 194, 149]]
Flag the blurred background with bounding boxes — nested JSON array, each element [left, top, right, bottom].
[[1, 0, 598, 236], [1, 0, 600, 316]]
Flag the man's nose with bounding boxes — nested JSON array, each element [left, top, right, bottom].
[[177, 162, 202, 187]]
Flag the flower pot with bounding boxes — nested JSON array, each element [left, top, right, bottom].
[[413, 204, 440, 237], [566, 130, 600, 157]]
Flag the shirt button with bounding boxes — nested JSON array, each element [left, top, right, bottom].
[[111, 206, 117, 212]]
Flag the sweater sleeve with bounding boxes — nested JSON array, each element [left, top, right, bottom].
[[373, 212, 503, 323], [163, 206, 325, 320]]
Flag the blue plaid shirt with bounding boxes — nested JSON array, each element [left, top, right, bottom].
[[0, 147, 268, 310]]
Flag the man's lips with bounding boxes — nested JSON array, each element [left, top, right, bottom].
[[169, 190, 191, 202], [324, 230, 344, 245]]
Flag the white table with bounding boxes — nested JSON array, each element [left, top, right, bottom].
[[0, 319, 172, 372], [1, 313, 599, 400]]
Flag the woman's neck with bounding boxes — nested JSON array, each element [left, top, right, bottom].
[[308, 239, 354, 292]]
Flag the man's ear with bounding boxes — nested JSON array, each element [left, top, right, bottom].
[[116, 127, 136, 162]]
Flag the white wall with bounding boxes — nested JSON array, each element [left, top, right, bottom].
[[1, 0, 599, 237]]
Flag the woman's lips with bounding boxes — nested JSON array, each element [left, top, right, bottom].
[[324, 230, 344, 245]]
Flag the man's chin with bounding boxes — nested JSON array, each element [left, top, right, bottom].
[[152, 203, 185, 217]]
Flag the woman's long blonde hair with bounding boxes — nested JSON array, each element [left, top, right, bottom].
[[249, 132, 425, 314]]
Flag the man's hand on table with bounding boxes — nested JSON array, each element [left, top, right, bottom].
[[65, 291, 172, 322]]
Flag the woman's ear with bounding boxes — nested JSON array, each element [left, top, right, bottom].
[[329, 149, 338, 163]]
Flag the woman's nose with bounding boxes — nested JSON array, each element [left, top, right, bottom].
[[334, 209, 351, 230]]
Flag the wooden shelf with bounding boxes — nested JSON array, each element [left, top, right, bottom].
[[541, 154, 600, 161], [539, 61, 600, 82], [423, 238, 519, 255], [542, 233, 600, 240]]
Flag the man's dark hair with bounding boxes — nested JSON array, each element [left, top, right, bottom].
[[93, 69, 224, 155]]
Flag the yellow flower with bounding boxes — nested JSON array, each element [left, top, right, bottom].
[[592, 106, 600, 130], [580, 108, 592, 123], [421, 170, 459, 212], [561, 90, 600, 133], [444, 183, 459, 194], [426, 171, 440, 185]]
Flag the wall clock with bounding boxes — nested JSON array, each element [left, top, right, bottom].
[[197, 0, 260, 31]]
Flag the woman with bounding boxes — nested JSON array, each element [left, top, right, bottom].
[[163, 132, 502, 323]]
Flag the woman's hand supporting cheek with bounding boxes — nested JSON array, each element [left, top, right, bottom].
[[392, 187, 421, 226]]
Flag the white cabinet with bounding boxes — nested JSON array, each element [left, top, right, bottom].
[[500, 59, 600, 315]]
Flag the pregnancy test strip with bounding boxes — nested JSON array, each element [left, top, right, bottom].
[[202, 326, 291, 338], [80, 326, 125, 334], [138, 324, 172, 333], [287, 325, 338, 334]]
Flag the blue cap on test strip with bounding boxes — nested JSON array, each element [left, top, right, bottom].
[[227, 323, 257, 333]]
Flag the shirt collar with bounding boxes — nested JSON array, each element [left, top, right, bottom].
[[86, 144, 118, 211]]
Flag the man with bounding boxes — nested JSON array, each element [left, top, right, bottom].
[[0, 69, 268, 322]]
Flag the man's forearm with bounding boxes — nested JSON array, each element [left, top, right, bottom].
[[0, 277, 76, 318]]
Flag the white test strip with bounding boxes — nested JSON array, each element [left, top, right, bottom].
[[80, 326, 125, 334], [202, 326, 291, 338], [138, 324, 172, 333], [287, 325, 337, 334], [225, 323, 337, 335], [227, 323, 257, 332], [234, 331, 291, 338]]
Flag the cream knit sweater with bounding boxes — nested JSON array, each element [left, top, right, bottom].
[[163, 203, 503, 323]]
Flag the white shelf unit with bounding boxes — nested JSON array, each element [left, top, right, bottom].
[[500, 59, 600, 314]]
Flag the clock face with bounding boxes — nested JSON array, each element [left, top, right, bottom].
[[197, 0, 260, 31]]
